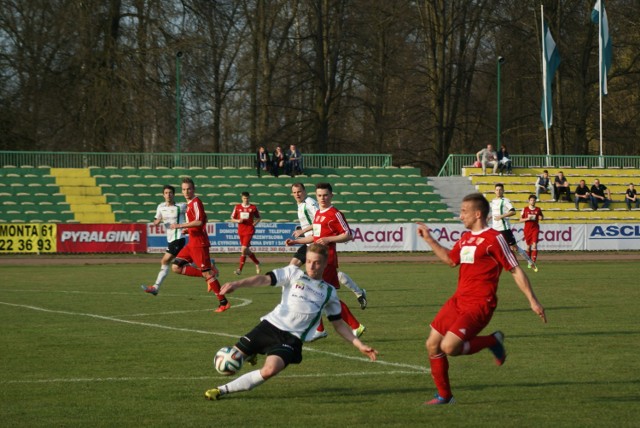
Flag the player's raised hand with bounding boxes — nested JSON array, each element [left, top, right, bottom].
[[416, 222, 432, 240]]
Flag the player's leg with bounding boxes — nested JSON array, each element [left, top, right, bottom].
[[531, 241, 538, 263], [338, 270, 367, 309], [236, 241, 248, 275], [201, 259, 229, 312], [144, 238, 186, 295], [172, 245, 202, 277], [245, 235, 260, 273], [425, 328, 454, 405], [206, 322, 302, 400]]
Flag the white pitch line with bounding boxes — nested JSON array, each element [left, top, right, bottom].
[[2, 370, 424, 385], [0, 301, 428, 374]]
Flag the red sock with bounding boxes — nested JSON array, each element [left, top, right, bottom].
[[532, 250, 538, 262], [239, 255, 246, 271], [462, 334, 497, 355], [339, 300, 360, 330], [429, 353, 452, 399], [207, 277, 221, 294], [182, 265, 203, 277], [527, 249, 532, 258], [249, 253, 260, 265]]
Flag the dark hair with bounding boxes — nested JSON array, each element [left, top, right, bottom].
[[163, 184, 175, 194], [462, 193, 490, 219], [241, 191, 250, 198], [315, 182, 333, 193], [528, 194, 537, 200], [494, 183, 504, 190], [182, 177, 195, 188]]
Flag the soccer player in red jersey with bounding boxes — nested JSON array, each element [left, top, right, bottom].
[[416, 192, 546, 405], [520, 194, 544, 267], [285, 182, 365, 340], [170, 177, 229, 313], [230, 191, 261, 276]]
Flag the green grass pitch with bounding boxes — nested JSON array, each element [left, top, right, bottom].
[[1, 258, 638, 427]]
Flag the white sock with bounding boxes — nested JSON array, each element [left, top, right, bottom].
[[219, 370, 265, 396], [154, 264, 170, 288], [338, 271, 363, 296]]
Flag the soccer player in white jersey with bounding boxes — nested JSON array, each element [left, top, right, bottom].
[[491, 183, 537, 270], [204, 244, 378, 401], [288, 183, 367, 311], [141, 185, 187, 295]]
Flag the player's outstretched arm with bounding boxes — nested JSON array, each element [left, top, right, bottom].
[[220, 274, 271, 295], [330, 319, 378, 361], [510, 266, 547, 323], [416, 222, 455, 267]]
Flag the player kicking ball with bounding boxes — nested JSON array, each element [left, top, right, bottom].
[[204, 244, 378, 401]]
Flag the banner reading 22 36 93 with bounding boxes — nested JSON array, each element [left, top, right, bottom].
[[0, 223, 57, 253]]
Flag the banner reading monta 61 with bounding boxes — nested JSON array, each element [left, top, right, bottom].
[[0, 223, 57, 253]]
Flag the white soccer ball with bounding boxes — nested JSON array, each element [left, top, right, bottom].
[[214, 346, 244, 376]]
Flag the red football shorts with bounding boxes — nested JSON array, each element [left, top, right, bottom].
[[524, 226, 540, 246], [239, 233, 254, 247], [430, 295, 497, 341], [176, 244, 212, 271]]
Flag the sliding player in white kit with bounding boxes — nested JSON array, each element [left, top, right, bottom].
[[288, 182, 367, 314], [204, 244, 378, 401], [141, 185, 187, 295]]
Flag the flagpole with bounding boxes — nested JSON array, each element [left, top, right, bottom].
[[541, 5, 551, 163], [597, 1, 604, 165]]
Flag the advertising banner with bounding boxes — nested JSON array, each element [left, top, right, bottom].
[[585, 224, 640, 250], [146, 222, 639, 253], [0, 223, 57, 254], [342, 223, 414, 252], [147, 222, 298, 254], [57, 223, 147, 253]]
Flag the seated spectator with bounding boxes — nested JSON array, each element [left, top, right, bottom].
[[625, 183, 639, 210], [475, 144, 498, 175], [553, 171, 572, 202], [271, 146, 285, 177], [535, 170, 555, 201], [286, 144, 303, 176], [574, 180, 591, 210], [590, 179, 611, 210], [256, 146, 270, 177], [497, 145, 512, 175]]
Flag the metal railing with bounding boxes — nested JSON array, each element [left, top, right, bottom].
[[0, 151, 392, 169], [437, 154, 640, 176]]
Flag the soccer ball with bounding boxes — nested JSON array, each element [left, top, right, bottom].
[[214, 346, 244, 376]]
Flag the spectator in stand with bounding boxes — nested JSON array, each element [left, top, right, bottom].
[[271, 146, 285, 177], [590, 179, 611, 210], [574, 180, 591, 210], [625, 183, 639, 210], [535, 170, 555, 201], [286, 144, 303, 176], [497, 145, 512, 176], [256, 146, 270, 177], [553, 171, 571, 202], [476, 144, 498, 175]]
